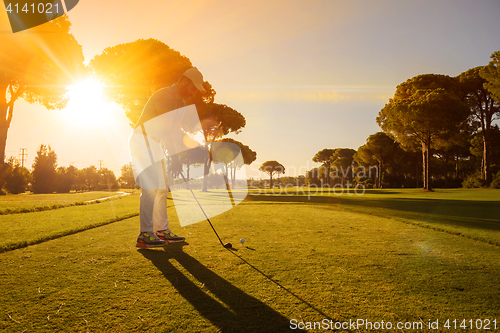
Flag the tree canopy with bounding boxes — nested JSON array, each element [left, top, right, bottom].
[[90, 38, 214, 125], [31, 144, 58, 194], [216, 138, 257, 188], [4, 157, 31, 194], [480, 51, 500, 102], [377, 74, 469, 190], [457, 66, 500, 184], [312, 149, 336, 186], [330, 148, 356, 187], [218, 138, 257, 166], [259, 160, 285, 188], [198, 103, 246, 143], [118, 163, 137, 189], [355, 132, 402, 188], [0, 15, 85, 185]]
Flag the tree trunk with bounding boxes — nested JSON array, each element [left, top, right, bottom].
[[422, 137, 431, 190], [415, 160, 419, 188], [378, 160, 383, 188], [269, 173, 273, 188], [0, 101, 11, 188], [325, 165, 329, 187], [0, 84, 22, 190], [186, 161, 191, 189], [483, 124, 492, 185], [202, 155, 210, 192], [422, 133, 432, 191], [232, 162, 236, 188], [422, 144, 427, 190]]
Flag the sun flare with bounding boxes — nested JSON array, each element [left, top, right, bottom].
[[62, 78, 115, 128]]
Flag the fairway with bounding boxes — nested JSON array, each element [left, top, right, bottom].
[[1, 189, 500, 332]]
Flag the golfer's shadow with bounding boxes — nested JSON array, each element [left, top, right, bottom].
[[139, 244, 298, 333]]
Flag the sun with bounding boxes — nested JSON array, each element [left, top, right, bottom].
[[62, 78, 115, 128]]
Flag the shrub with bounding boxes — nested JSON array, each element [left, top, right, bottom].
[[4, 159, 31, 194], [490, 172, 500, 189], [462, 174, 485, 188]]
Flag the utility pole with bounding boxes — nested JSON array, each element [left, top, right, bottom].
[[19, 148, 27, 168], [98, 160, 104, 170]]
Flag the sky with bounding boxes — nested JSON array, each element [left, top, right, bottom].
[[3, 0, 500, 179]]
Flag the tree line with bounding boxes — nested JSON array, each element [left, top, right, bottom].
[[2, 140, 257, 194], [309, 52, 500, 190], [1, 144, 136, 194]]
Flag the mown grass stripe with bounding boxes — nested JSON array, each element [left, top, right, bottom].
[[0, 195, 140, 253], [245, 188, 500, 247], [0, 213, 139, 253], [340, 205, 500, 247], [0, 191, 135, 216], [0, 198, 115, 216]]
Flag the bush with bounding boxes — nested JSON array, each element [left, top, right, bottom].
[[4, 160, 31, 194], [490, 172, 500, 189], [462, 174, 485, 188]]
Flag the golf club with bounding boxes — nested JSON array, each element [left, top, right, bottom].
[[140, 124, 232, 249], [177, 169, 233, 249]]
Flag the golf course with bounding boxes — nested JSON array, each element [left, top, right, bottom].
[[1, 188, 499, 332]]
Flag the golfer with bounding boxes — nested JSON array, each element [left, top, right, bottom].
[[135, 67, 206, 248]]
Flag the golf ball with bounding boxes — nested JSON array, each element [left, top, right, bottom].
[[240, 238, 245, 244]]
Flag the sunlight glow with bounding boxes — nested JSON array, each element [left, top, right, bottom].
[[62, 78, 115, 129]]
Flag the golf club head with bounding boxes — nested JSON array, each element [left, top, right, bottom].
[[223, 243, 232, 249]]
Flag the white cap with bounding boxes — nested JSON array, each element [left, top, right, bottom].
[[183, 67, 206, 93]]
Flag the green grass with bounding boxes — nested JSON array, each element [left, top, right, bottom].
[[246, 188, 500, 245], [0, 191, 134, 215], [0, 194, 140, 252], [0, 189, 499, 332]]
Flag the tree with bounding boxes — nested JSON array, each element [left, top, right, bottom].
[[470, 125, 500, 177], [217, 138, 257, 188], [32, 144, 57, 194], [481, 51, 500, 102], [259, 161, 285, 188], [98, 168, 119, 191], [312, 149, 335, 186], [377, 74, 470, 190], [90, 38, 201, 125], [75, 167, 87, 192], [458, 66, 500, 185], [81, 166, 99, 191], [0, 15, 85, 186], [66, 165, 79, 191], [355, 132, 402, 188], [118, 163, 136, 189], [177, 146, 207, 188], [330, 148, 356, 187], [3, 157, 31, 194], [55, 166, 72, 193], [305, 168, 322, 186], [199, 103, 246, 191], [433, 131, 472, 188], [354, 146, 378, 187]]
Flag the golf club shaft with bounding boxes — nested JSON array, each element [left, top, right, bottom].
[[177, 170, 225, 247], [140, 125, 226, 247]]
